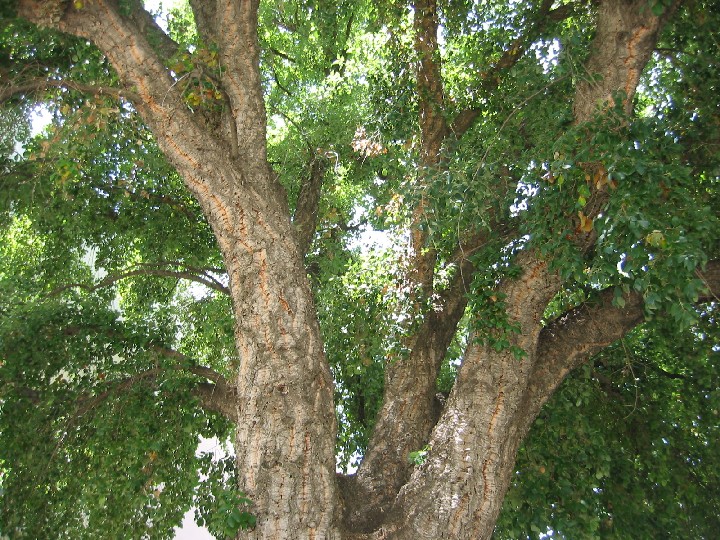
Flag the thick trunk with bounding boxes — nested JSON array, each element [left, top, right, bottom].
[[216, 168, 340, 539], [15, 0, 690, 538], [390, 345, 534, 539], [16, 2, 341, 536], [228, 255, 339, 537], [347, 257, 472, 531]]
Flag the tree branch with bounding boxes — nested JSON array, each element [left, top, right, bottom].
[[17, 0, 240, 206], [68, 346, 233, 420], [350, 256, 474, 531], [213, 0, 269, 177], [0, 76, 141, 105], [526, 260, 720, 415], [414, 0, 447, 164], [293, 156, 325, 257], [189, 0, 218, 46], [573, 0, 680, 123], [46, 263, 230, 298], [408, 0, 446, 299], [192, 382, 238, 422], [124, 0, 180, 62], [449, 0, 569, 137]]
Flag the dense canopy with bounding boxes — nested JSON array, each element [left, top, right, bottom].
[[1, 0, 719, 538]]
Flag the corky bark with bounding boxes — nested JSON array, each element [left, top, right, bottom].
[[350, 1, 686, 538], [349, 0, 573, 528], [14, 0, 714, 539], [349, 2, 459, 525], [17, 0, 340, 537]]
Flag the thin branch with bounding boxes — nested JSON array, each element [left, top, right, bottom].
[[71, 347, 231, 419], [293, 157, 326, 257], [46, 264, 230, 298], [479, 74, 570, 167], [450, 0, 571, 137], [0, 77, 141, 105], [268, 46, 297, 64]]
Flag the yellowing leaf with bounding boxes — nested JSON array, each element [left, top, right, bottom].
[[578, 211, 593, 233], [645, 230, 667, 248]]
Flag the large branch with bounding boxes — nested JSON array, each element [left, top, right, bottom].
[[17, 0, 242, 208], [0, 76, 140, 104], [573, 0, 680, 123], [213, 0, 269, 179], [408, 0, 446, 298], [526, 260, 720, 417], [124, 0, 180, 62], [347, 255, 475, 531], [189, 0, 218, 46], [414, 0, 447, 164], [568, 0, 680, 248]]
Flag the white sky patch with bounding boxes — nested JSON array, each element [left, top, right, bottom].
[[173, 437, 231, 539], [533, 38, 561, 73], [29, 107, 52, 137], [143, 0, 184, 32]]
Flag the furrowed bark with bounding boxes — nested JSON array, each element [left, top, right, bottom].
[[382, 254, 561, 539], [17, 2, 341, 537], [573, 0, 680, 122], [347, 260, 473, 532], [348, 4, 454, 525], [353, 0, 561, 523], [15, 0, 694, 538], [294, 157, 326, 258], [214, 0, 270, 180], [373, 2, 680, 536]]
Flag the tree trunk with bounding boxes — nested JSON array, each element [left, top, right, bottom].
[[14, 0, 693, 538], [220, 168, 340, 538]]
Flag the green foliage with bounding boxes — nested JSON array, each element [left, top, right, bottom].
[[1, 0, 719, 536], [408, 445, 430, 466], [0, 297, 211, 538], [194, 454, 256, 538], [496, 308, 720, 539]]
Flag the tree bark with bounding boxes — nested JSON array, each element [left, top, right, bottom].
[[17, 1, 341, 537], [14, 0, 710, 538]]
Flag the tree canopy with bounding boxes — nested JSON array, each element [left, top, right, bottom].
[[1, 0, 719, 538]]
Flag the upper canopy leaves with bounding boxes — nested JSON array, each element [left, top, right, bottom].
[[1, 0, 719, 537]]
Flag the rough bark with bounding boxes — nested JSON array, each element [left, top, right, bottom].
[[14, 0, 711, 539], [17, 1, 340, 537], [349, 1, 569, 527], [573, 0, 680, 122], [294, 157, 326, 258], [347, 261, 472, 531], [354, 1, 684, 537]]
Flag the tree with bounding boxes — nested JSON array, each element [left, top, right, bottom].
[[1, 0, 719, 538]]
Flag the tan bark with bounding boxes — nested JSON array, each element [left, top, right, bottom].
[[14, 0, 711, 538], [17, 1, 340, 537]]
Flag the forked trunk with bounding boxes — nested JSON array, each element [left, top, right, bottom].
[[215, 174, 340, 538]]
